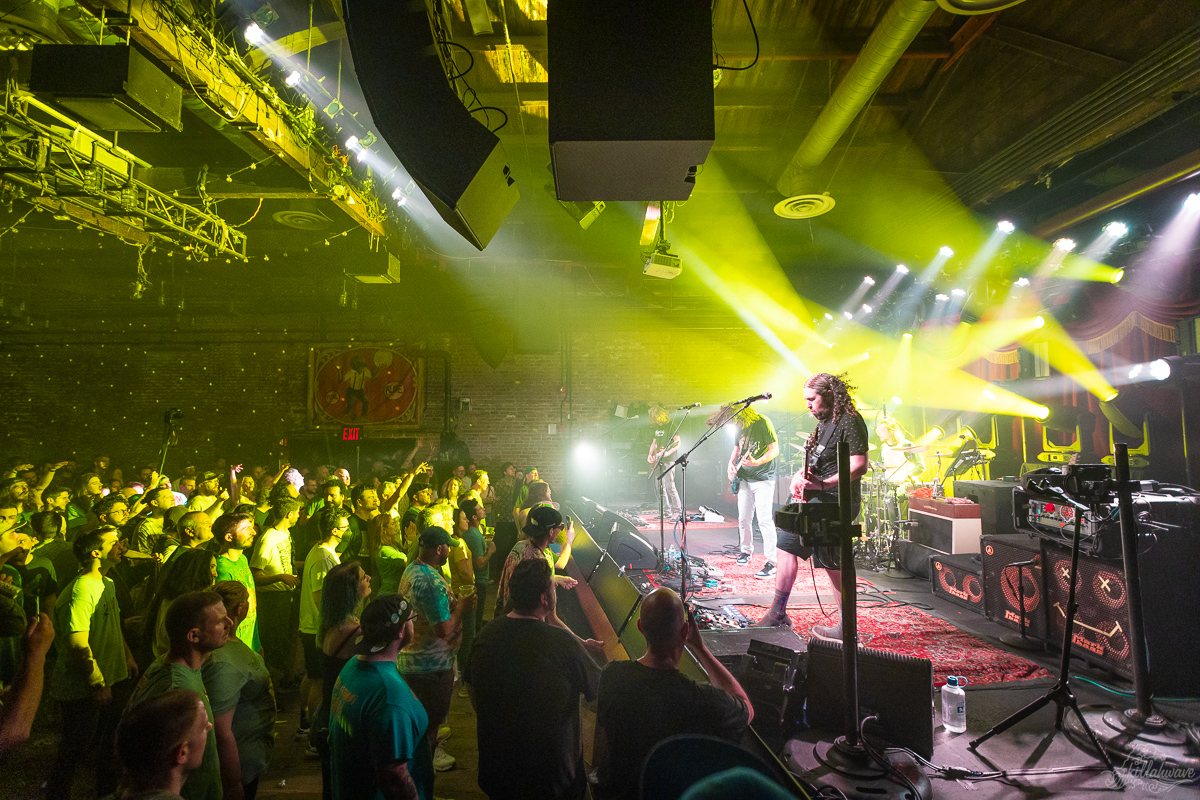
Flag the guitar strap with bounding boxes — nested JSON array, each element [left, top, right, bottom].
[[808, 417, 841, 476]]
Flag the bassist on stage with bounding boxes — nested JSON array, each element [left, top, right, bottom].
[[759, 372, 868, 638], [710, 404, 780, 580]]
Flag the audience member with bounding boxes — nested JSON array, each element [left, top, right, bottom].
[[133, 486, 176, 556], [112, 688, 212, 800], [594, 588, 753, 800], [30, 509, 77, 593], [371, 513, 407, 595], [144, 549, 218, 661], [298, 505, 346, 737], [186, 471, 229, 521], [46, 525, 137, 800], [397, 526, 475, 775], [329, 594, 431, 800], [214, 513, 260, 652], [0, 612, 54, 754], [249, 497, 301, 676], [467, 558, 599, 800], [205, 581, 277, 800], [458, 497, 495, 642], [126, 590, 231, 800]]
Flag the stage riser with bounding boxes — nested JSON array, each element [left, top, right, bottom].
[[929, 553, 985, 615]]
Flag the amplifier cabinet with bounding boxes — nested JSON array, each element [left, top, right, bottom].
[[908, 509, 982, 554], [930, 553, 985, 615], [981, 534, 1047, 640]]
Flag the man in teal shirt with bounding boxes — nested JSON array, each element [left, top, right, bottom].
[[330, 594, 432, 800], [214, 513, 260, 652], [126, 590, 232, 800]]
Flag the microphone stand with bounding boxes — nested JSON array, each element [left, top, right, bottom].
[[652, 408, 692, 572], [668, 399, 755, 600]]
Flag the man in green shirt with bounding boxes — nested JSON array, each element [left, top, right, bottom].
[[115, 688, 214, 800], [214, 513, 260, 652], [47, 525, 137, 800], [126, 590, 231, 800], [205, 581, 277, 800]]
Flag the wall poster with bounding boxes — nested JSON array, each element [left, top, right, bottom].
[[310, 344, 422, 427]]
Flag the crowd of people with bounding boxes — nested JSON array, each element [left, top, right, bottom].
[[0, 452, 761, 800]]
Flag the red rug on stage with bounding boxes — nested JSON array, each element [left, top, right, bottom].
[[678, 552, 1053, 688]]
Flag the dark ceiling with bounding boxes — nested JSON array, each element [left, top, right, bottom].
[[0, 0, 1198, 325]]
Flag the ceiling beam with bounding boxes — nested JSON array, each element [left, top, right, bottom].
[[248, 21, 347, 69], [987, 24, 1129, 79]]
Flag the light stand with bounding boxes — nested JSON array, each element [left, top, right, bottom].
[[968, 480, 1124, 788], [1063, 443, 1200, 772], [157, 408, 182, 480], [813, 443, 931, 800]]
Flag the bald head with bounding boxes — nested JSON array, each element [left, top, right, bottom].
[[639, 588, 687, 649]]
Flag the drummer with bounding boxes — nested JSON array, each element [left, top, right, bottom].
[[875, 415, 925, 485]]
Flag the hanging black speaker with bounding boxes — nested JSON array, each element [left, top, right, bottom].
[[341, 0, 519, 249]]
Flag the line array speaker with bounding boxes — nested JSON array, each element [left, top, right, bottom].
[[980, 534, 1048, 640], [342, 0, 519, 249]]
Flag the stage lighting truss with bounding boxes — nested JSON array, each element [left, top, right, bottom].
[[0, 103, 247, 260]]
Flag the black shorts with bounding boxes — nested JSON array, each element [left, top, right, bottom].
[[300, 633, 321, 679]]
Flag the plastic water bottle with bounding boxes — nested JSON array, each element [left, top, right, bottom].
[[941, 676, 968, 733], [667, 544, 680, 570]]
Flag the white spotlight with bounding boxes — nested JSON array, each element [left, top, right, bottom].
[[997, 220, 1015, 233], [896, 264, 909, 275], [902, 332, 913, 340], [982, 389, 996, 400], [862, 304, 872, 313], [1054, 238, 1076, 252], [951, 288, 966, 297], [244, 23, 266, 46], [1014, 277, 1031, 287], [356, 150, 368, 162], [1185, 193, 1200, 211], [939, 246, 954, 258], [1150, 359, 1171, 381], [863, 276, 876, 286], [285, 70, 302, 87], [891, 396, 903, 405], [391, 188, 403, 200], [843, 311, 853, 320], [345, 135, 360, 150], [935, 293, 949, 302], [1104, 221, 1128, 238], [1128, 364, 1143, 380], [824, 313, 834, 321]]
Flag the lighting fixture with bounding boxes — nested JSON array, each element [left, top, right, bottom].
[[1033, 315, 1045, 328], [1054, 238, 1076, 252], [1104, 221, 1128, 238], [843, 311, 853, 320], [982, 389, 996, 400], [861, 304, 872, 313], [1014, 277, 1030, 287], [391, 188, 403, 200], [244, 23, 266, 46], [824, 313, 834, 321], [285, 70, 302, 87], [1185, 193, 1200, 211], [1149, 359, 1171, 381], [1110, 269, 1124, 284], [950, 288, 966, 297], [939, 246, 954, 257], [895, 264, 909, 274], [935, 293, 949, 302], [902, 332, 913, 340], [345, 135, 360, 150], [863, 276, 876, 286], [997, 220, 1015, 233], [891, 396, 903, 405]]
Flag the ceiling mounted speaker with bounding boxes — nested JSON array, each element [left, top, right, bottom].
[[342, 0, 519, 250]]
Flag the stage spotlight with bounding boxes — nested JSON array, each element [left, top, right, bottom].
[[573, 440, 599, 463], [935, 293, 949, 302], [1128, 364, 1143, 380], [950, 288, 966, 297], [1150, 358, 1171, 381], [396, 197, 407, 207], [244, 23, 266, 46], [285, 70, 302, 87], [981, 389, 996, 400], [902, 332, 912, 340], [843, 311, 853, 320], [1185, 193, 1200, 211], [1054, 238, 1076, 252], [1033, 315, 1045, 328], [997, 220, 1015, 233], [896, 264, 909, 274], [1035, 406, 1050, 421], [1100, 389, 1118, 402], [1110, 269, 1124, 284], [824, 312, 834, 320], [891, 396, 903, 405], [345, 135, 360, 150], [391, 188, 403, 200], [939, 246, 954, 258], [1104, 221, 1128, 238], [862, 352, 871, 360], [355, 150, 368, 162], [1014, 277, 1030, 287], [861, 304, 872, 313], [863, 276, 876, 286]]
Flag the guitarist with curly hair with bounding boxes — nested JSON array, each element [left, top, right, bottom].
[[759, 373, 869, 637]]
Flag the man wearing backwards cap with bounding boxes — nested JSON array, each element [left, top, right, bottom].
[[329, 594, 433, 800]]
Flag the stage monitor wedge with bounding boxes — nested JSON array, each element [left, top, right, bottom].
[[547, 0, 714, 201], [342, 0, 519, 250]]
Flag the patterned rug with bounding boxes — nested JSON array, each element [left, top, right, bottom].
[[664, 551, 1053, 688]]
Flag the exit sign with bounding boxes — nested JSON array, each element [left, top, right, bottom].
[[342, 426, 361, 441]]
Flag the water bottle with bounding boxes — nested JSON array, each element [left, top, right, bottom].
[[667, 544, 680, 570], [941, 676, 967, 733]]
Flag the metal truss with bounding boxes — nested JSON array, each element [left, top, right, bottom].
[[0, 94, 248, 260]]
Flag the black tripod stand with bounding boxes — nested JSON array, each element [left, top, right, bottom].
[[968, 483, 1123, 788]]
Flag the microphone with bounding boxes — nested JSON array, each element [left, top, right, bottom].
[[677, 402, 701, 409], [733, 392, 772, 404]]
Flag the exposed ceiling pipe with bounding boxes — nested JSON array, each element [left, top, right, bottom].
[[775, 0, 939, 205]]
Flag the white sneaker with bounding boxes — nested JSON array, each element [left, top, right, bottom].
[[812, 619, 843, 642], [436, 724, 451, 744], [432, 743, 456, 772]]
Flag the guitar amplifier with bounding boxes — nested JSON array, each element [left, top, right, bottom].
[[908, 497, 982, 554], [981, 534, 1047, 641], [929, 552, 984, 615]]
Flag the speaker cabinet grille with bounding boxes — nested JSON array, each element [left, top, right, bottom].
[[981, 534, 1047, 640], [930, 553, 984, 615], [1041, 542, 1133, 679]]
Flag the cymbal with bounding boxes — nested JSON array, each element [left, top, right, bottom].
[[787, 442, 803, 451], [892, 444, 930, 453]]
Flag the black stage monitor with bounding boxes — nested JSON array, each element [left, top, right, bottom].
[[805, 639, 934, 758]]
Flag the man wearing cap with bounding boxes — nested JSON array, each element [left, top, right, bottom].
[[397, 527, 475, 776], [187, 471, 230, 523], [330, 593, 432, 800], [467, 558, 600, 800]]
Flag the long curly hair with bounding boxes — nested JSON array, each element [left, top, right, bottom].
[[803, 372, 859, 470]]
